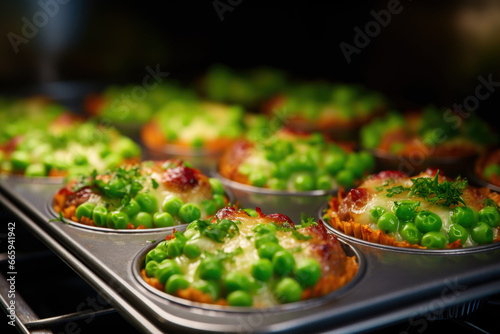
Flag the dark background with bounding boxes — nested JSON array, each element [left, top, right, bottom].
[[1, 0, 499, 124]]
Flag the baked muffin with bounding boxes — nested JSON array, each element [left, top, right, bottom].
[[141, 100, 246, 155], [324, 168, 500, 249], [141, 206, 359, 307], [263, 82, 386, 137], [0, 97, 140, 178], [360, 106, 498, 174], [199, 64, 288, 109], [53, 160, 230, 230], [219, 128, 375, 191], [85, 82, 197, 127]]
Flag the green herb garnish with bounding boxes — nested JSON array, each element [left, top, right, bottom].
[[386, 171, 467, 207], [386, 185, 408, 197]]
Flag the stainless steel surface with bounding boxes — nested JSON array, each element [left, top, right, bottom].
[[1, 176, 500, 333]]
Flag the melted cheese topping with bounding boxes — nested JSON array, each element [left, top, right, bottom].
[[172, 215, 318, 307], [78, 162, 218, 224]]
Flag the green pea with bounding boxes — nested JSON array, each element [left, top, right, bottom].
[[145, 261, 159, 277], [199, 257, 223, 280], [448, 224, 469, 245], [450, 207, 476, 228], [294, 258, 321, 287], [336, 169, 355, 189], [192, 280, 220, 301], [162, 196, 184, 216], [155, 260, 182, 284], [293, 172, 315, 191], [75, 202, 96, 220], [73, 154, 88, 166], [104, 177, 127, 198], [135, 193, 158, 213], [200, 200, 215, 216], [268, 177, 288, 190], [394, 203, 418, 221], [227, 290, 252, 307], [317, 175, 332, 191], [106, 211, 129, 229], [183, 240, 201, 259], [325, 152, 347, 175], [421, 231, 447, 249], [249, 171, 267, 187], [272, 250, 295, 276], [274, 277, 303, 303], [209, 178, 225, 195], [131, 212, 153, 228], [121, 199, 141, 218], [224, 272, 252, 293], [178, 203, 202, 223], [255, 233, 279, 249], [167, 239, 185, 258], [400, 223, 423, 245], [258, 242, 284, 260], [156, 240, 168, 252], [146, 248, 167, 264], [369, 206, 386, 222], [357, 151, 375, 172], [153, 212, 175, 228], [115, 137, 141, 158], [25, 163, 46, 177], [377, 212, 399, 234], [345, 154, 364, 178], [271, 162, 292, 179], [253, 223, 277, 235], [212, 194, 226, 210], [478, 207, 500, 227], [244, 208, 258, 217], [10, 151, 31, 170], [470, 222, 494, 244], [251, 258, 273, 282], [165, 274, 190, 294], [92, 206, 108, 227], [415, 211, 442, 233], [295, 154, 315, 171]]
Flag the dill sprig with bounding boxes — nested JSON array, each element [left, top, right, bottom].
[[385, 171, 468, 207]]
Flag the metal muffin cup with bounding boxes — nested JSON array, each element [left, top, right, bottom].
[[318, 203, 500, 255], [132, 237, 365, 312], [0, 173, 66, 184], [46, 187, 236, 234], [211, 170, 336, 223]]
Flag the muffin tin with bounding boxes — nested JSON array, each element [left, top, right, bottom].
[[1, 173, 500, 333]]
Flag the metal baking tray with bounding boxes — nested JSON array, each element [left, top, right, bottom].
[[1, 177, 500, 333]]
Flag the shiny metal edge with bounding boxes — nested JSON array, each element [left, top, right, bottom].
[[45, 186, 237, 234], [211, 170, 337, 197], [318, 203, 500, 255], [131, 238, 366, 313]]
